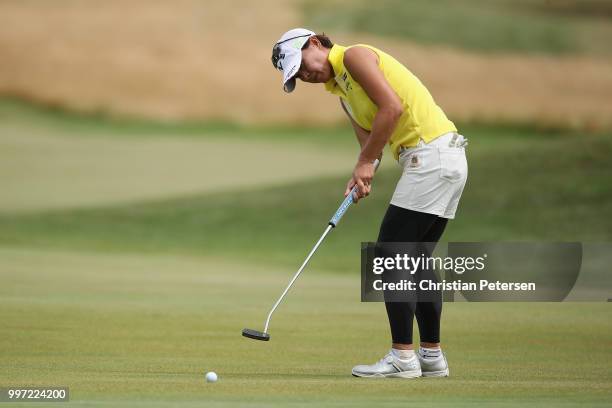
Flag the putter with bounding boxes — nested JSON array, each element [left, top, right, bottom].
[[242, 159, 380, 341]]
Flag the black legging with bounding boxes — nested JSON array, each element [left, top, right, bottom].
[[377, 204, 448, 344]]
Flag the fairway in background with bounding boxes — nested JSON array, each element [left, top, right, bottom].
[[0, 99, 356, 212], [1, 108, 610, 272]]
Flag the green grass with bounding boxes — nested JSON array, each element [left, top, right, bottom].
[[1, 125, 610, 272], [1, 248, 610, 407], [0, 97, 353, 146], [304, 0, 612, 55], [1, 101, 611, 406]]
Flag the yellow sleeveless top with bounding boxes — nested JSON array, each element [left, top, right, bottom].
[[324, 44, 457, 160]]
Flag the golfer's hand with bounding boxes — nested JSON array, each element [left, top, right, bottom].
[[345, 161, 375, 203]]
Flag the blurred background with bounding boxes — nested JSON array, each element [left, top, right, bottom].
[[1, 0, 611, 406]]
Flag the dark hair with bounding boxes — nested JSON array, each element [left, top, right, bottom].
[[302, 33, 334, 49]]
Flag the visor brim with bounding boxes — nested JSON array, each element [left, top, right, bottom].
[[283, 77, 296, 93]]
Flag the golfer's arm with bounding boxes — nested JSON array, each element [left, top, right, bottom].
[[344, 47, 403, 163]]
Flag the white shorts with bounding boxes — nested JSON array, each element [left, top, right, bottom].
[[390, 132, 468, 219]]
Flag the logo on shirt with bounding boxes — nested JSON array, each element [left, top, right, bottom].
[[340, 72, 352, 92]]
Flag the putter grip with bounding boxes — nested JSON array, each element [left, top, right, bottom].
[[329, 159, 380, 227]]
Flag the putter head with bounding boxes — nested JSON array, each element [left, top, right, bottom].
[[242, 328, 270, 341]]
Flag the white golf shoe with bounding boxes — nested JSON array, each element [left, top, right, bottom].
[[352, 351, 422, 378], [418, 351, 449, 377]]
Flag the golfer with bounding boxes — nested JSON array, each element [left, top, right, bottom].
[[271, 28, 467, 378]]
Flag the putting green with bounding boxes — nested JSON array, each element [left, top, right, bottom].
[[0, 123, 355, 213], [1, 247, 610, 407]]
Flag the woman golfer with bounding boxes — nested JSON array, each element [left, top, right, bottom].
[[271, 28, 467, 378]]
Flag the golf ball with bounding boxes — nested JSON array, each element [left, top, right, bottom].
[[205, 371, 218, 383]]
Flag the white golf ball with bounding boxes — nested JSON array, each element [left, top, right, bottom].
[[205, 371, 218, 383]]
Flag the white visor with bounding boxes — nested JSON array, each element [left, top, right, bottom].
[[271, 28, 315, 93]]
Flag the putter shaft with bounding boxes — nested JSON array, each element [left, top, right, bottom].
[[264, 224, 333, 333], [252, 158, 380, 337]]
